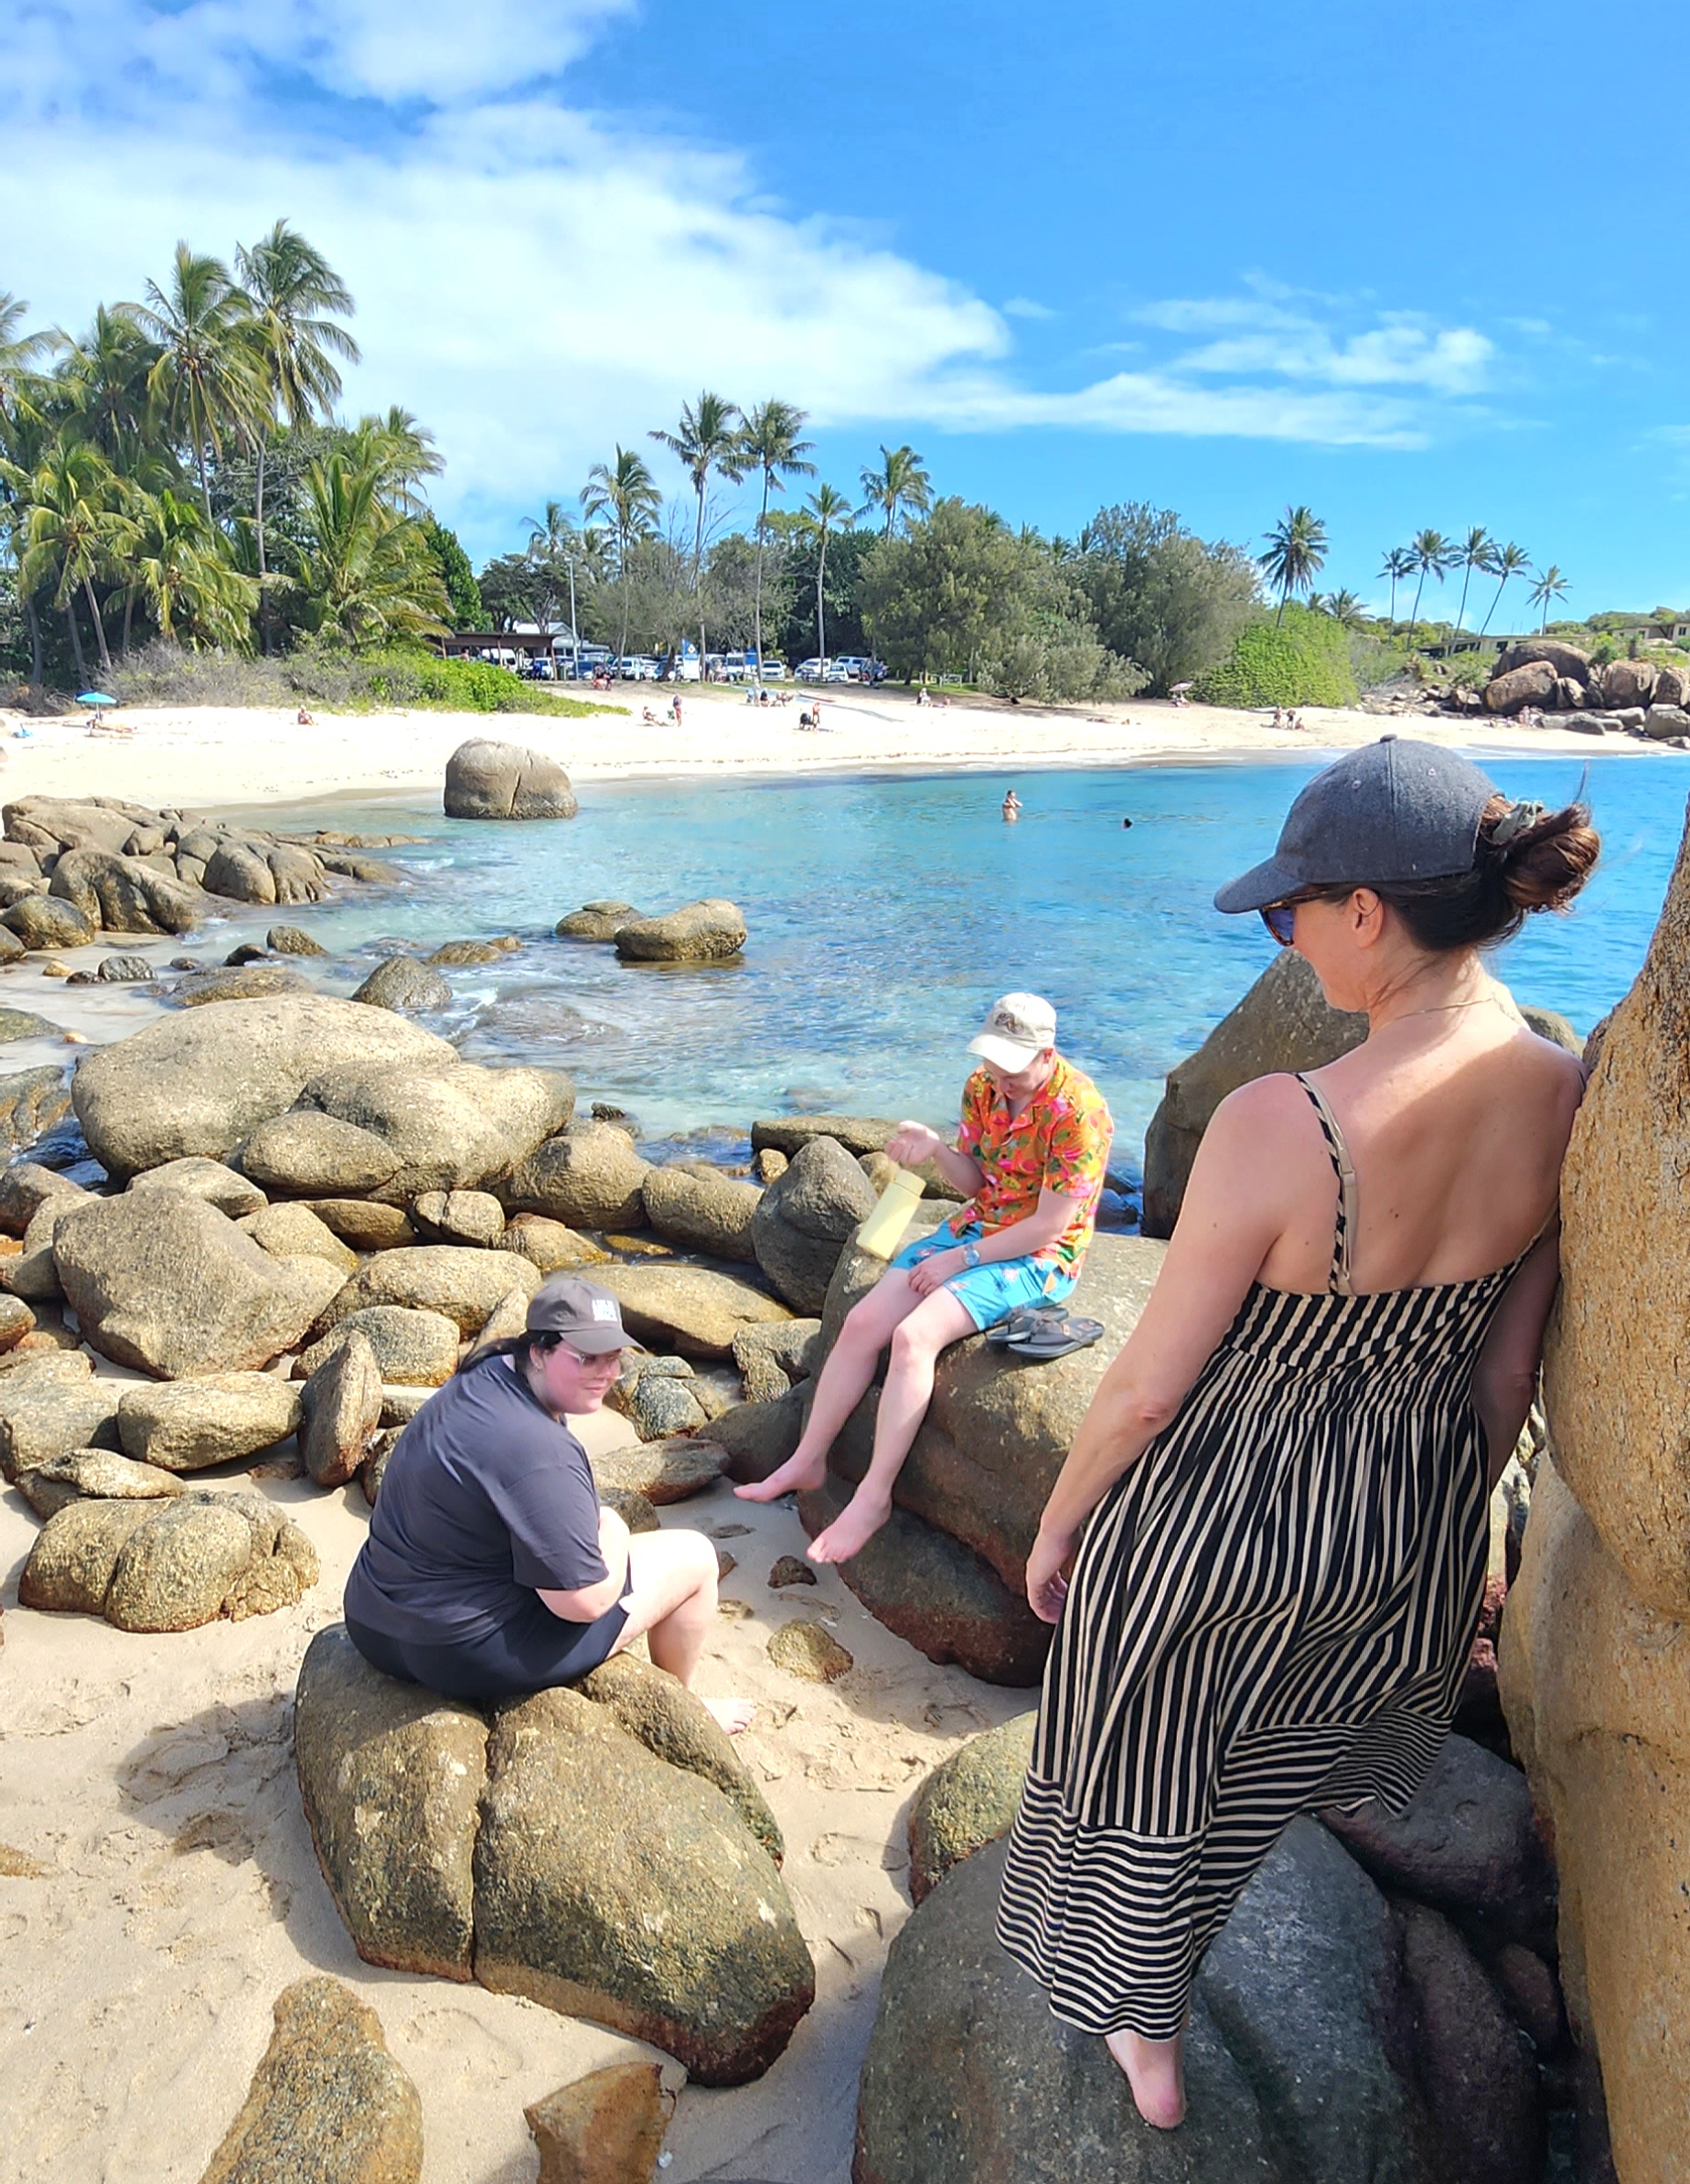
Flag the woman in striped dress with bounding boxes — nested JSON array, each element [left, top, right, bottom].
[[996, 739, 1599, 2127]]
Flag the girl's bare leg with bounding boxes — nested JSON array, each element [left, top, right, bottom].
[[610, 1527, 752, 1731], [1105, 2029, 1186, 2130]]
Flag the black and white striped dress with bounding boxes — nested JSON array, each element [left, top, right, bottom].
[[997, 1075, 1519, 2040]]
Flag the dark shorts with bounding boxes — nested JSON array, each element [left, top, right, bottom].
[[346, 1593, 629, 1702]]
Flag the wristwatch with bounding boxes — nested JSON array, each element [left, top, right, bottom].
[[961, 1241, 981, 1269]]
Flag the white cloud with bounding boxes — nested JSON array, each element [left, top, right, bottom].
[[1002, 296, 1057, 320], [1, 5, 1502, 550]]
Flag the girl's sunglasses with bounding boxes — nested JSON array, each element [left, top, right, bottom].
[[1260, 900, 1300, 947]]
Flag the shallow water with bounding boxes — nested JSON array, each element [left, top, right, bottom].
[[241, 752, 1688, 1181]]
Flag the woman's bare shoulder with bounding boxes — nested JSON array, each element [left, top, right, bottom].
[[1208, 1071, 1329, 1151]]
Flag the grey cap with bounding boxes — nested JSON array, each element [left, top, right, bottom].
[[526, 1275, 643, 1353], [1214, 737, 1497, 914]]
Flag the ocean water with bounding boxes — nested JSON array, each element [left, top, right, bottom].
[[242, 751, 1688, 1182]]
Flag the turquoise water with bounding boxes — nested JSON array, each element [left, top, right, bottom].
[[243, 752, 1688, 1181]]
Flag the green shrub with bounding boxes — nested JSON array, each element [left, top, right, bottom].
[[110, 639, 612, 719], [1346, 630, 1413, 692], [1194, 605, 1358, 708]]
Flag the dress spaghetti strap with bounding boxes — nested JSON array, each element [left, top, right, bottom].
[[1296, 1074, 1356, 1297]]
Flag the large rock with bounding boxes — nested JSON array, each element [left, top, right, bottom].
[[0, 1354, 123, 1480], [908, 1713, 1035, 1903], [525, 2064, 669, 2184], [294, 1625, 487, 1979], [501, 1120, 650, 1231], [751, 1134, 878, 1311], [502, 1213, 610, 1273], [474, 1685, 812, 2083], [1483, 660, 1557, 715], [71, 994, 453, 1180], [16, 1447, 186, 1520], [352, 957, 452, 1013], [1643, 702, 1690, 742], [118, 1373, 303, 1472], [54, 1192, 340, 1377], [127, 1155, 267, 1219], [555, 900, 639, 940], [300, 1307, 460, 1388], [1143, 950, 1366, 1236], [641, 1164, 762, 1264], [299, 1332, 383, 1487], [594, 1262, 792, 1358], [0, 1159, 85, 1237], [241, 1110, 404, 1197], [321, 1247, 540, 1334], [444, 738, 578, 820], [196, 1975, 422, 2184], [2, 894, 94, 950], [578, 1651, 783, 1862], [0, 1065, 72, 1151], [1396, 1901, 1546, 2184], [590, 1435, 727, 1504], [5, 793, 160, 857], [411, 1188, 505, 1247], [295, 1058, 574, 1203], [173, 964, 312, 1007], [21, 1487, 317, 1629], [613, 899, 745, 963], [1494, 637, 1593, 684], [48, 847, 201, 936], [300, 1199, 416, 1252], [238, 1201, 358, 1276], [1601, 656, 1658, 708], [202, 840, 277, 904]]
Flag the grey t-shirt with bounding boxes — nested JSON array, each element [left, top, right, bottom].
[[345, 1352, 607, 1644]]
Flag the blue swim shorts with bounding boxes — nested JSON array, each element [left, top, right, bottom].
[[889, 1220, 1075, 1332]]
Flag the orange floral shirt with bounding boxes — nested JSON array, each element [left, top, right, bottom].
[[948, 1054, 1114, 1272]]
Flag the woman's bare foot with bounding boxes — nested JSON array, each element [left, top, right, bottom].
[[700, 1696, 755, 1734], [734, 1450, 827, 1502], [1105, 2029, 1186, 2129]]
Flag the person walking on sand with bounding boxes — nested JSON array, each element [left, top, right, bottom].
[[995, 739, 1598, 2129], [344, 1276, 752, 1732], [739, 994, 1113, 1564], [1002, 788, 1022, 822]]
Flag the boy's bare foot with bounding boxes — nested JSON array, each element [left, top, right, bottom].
[[807, 1486, 893, 1565], [1105, 2029, 1186, 2129], [700, 1696, 755, 1735], [734, 1450, 828, 1502]]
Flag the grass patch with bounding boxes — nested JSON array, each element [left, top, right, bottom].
[[107, 641, 617, 719]]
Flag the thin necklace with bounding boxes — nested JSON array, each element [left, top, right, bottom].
[[1386, 994, 1503, 1025]]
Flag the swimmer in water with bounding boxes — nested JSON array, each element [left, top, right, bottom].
[[1002, 789, 1022, 823]]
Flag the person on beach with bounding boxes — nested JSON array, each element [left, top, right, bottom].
[[1002, 788, 1022, 822], [739, 993, 1113, 1564], [995, 738, 1598, 2129], [344, 1275, 751, 1731]]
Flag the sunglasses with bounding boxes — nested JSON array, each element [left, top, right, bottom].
[[1260, 899, 1300, 947]]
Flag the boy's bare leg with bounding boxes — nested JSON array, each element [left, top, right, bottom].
[[611, 1527, 753, 1732], [808, 1289, 975, 1564], [735, 1268, 926, 1503]]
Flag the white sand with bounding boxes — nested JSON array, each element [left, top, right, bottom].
[[0, 685, 1645, 813]]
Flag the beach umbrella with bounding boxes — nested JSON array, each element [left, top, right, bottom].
[[76, 691, 117, 709], [1170, 680, 1194, 694]]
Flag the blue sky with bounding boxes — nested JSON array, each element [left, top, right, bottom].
[[6, 0, 1689, 619]]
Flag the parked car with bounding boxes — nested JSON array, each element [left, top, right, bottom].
[[797, 657, 829, 681], [722, 651, 757, 682], [760, 658, 790, 681], [823, 660, 853, 683], [615, 656, 659, 681]]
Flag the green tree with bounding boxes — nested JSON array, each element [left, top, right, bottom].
[[292, 449, 447, 648], [582, 444, 661, 658], [858, 443, 932, 536], [1378, 546, 1415, 630], [650, 391, 743, 672], [1258, 505, 1328, 624], [1528, 564, 1569, 633], [1406, 529, 1453, 637], [798, 483, 853, 669], [1315, 588, 1365, 630], [1450, 526, 1493, 636], [1073, 503, 1257, 695], [133, 243, 262, 522], [0, 295, 55, 415], [423, 516, 481, 627], [16, 444, 127, 678], [1478, 541, 1530, 637], [859, 498, 1024, 682], [736, 399, 813, 680], [1195, 602, 1359, 708], [126, 487, 256, 648]]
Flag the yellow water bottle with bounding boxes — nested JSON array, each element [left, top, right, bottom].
[[858, 1165, 925, 1259]]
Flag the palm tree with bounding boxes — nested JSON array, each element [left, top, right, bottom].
[[233, 222, 359, 639], [0, 295, 54, 417], [1450, 527, 1493, 637], [349, 406, 443, 518], [1317, 588, 1365, 630], [1258, 506, 1328, 623], [57, 306, 160, 477], [1378, 546, 1415, 630], [859, 443, 932, 536], [523, 498, 585, 656], [18, 444, 127, 678], [736, 400, 814, 680], [132, 243, 262, 522], [582, 445, 661, 658], [1528, 564, 1569, 634], [127, 487, 255, 648], [801, 483, 853, 670], [650, 391, 743, 673], [293, 448, 448, 648], [1478, 542, 1531, 637], [1406, 529, 1453, 637]]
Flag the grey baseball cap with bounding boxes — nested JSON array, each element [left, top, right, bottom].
[[526, 1275, 643, 1353], [1214, 737, 1497, 914]]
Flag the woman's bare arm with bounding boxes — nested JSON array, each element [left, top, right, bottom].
[[1471, 1226, 1561, 1488], [537, 1504, 631, 1623]]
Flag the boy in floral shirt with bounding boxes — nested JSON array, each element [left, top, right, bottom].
[[739, 993, 1113, 1564]]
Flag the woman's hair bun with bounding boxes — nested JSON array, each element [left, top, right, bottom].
[[1370, 792, 1600, 951], [1482, 796, 1600, 915]]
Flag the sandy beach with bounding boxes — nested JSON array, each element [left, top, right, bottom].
[[0, 685, 1644, 813]]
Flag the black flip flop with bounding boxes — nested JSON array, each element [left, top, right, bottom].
[[985, 1301, 1066, 1347], [1004, 1313, 1106, 1362]]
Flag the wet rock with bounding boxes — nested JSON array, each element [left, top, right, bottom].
[[322, 1247, 540, 1335], [444, 738, 578, 820], [56, 1192, 338, 1377], [768, 1556, 815, 1589], [2, 895, 94, 951], [238, 1200, 359, 1276], [266, 925, 326, 957], [299, 1332, 383, 1488], [300, 1199, 416, 1252], [48, 847, 201, 936], [1397, 1902, 1546, 2184], [353, 956, 452, 1012], [195, 1975, 423, 2184], [174, 964, 313, 1007], [640, 1163, 762, 1264], [613, 898, 745, 963], [908, 1714, 1035, 1903], [503, 1213, 611, 1272], [97, 952, 154, 981], [300, 1306, 459, 1388], [502, 1120, 650, 1232], [580, 1652, 783, 1862], [117, 1372, 303, 1472], [751, 1136, 877, 1312], [555, 900, 639, 940], [296, 1056, 574, 1203], [241, 1109, 405, 1197], [411, 1188, 506, 1247], [16, 1447, 187, 1520], [0, 1065, 73, 1151], [766, 1618, 852, 1682], [0, 1355, 123, 1480], [294, 1624, 487, 1978], [525, 2062, 670, 2184], [0, 1008, 63, 1042], [594, 1263, 792, 1358], [126, 1155, 267, 1219], [475, 1685, 812, 2083], [71, 993, 451, 1179], [202, 840, 277, 904], [590, 1437, 726, 1504], [0, 1160, 85, 1237], [1142, 950, 1366, 1236], [428, 935, 520, 967]]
